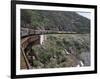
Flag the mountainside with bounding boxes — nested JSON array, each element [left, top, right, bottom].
[[20, 9, 91, 69], [31, 34, 90, 68], [21, 9, 90, 33], [21, 34, 90, 69]]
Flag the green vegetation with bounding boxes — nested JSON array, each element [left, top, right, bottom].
[[21, 9, 90, 69], [30, 34, 90, 68], [21, 9, 90, 33]]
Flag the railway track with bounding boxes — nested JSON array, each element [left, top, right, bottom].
[[21, 35, 40, 69], [20, 27, 86, 69]]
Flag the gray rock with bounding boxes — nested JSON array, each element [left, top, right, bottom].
[[79, 52, 90, 66]]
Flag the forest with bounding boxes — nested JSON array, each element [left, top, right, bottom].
[[21, 9, 90, 33]]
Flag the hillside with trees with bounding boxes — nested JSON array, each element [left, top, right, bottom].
[[21, 9, 90, 33], [20, 9, 90, 69]]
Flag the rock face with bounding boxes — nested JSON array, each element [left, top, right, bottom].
[[79, 52, 90, 66], [40, 35, 46, 45]]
